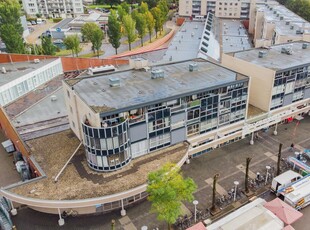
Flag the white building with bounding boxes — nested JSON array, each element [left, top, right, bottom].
[[179, 0, 251, 19], [22, 0, 84, 18], [0, 58, 63, 106]]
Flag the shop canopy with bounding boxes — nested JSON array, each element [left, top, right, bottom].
[[186, 222, 206, 230], [263, 198, 303, 225]]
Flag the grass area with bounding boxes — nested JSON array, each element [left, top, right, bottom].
[[55, 49, 72, 56], [79, 51, 104, 58], [86, 4, 114, 9]]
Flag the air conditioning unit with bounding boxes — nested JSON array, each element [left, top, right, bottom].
[[51, 95, 57, 101], [34, 59, 40, 64]]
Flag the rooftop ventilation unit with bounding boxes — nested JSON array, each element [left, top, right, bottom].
[[88, 65, 116, 76], [281, 46, 293, 55], [286, 21, 290, 25], [302, 43, 308, 49], [276, 13, 280, 17], [50, 95, 57, 101], [258, 50, 267, 58], [109, 77, 120, 87], [189, 63, 198, 72], [34, 59, 40, 64], [151, 69, 165, 79], [1, 67, 6, 74], [270, 7, 273, 11], [290, 25, 294, 30], [273, 10, 276, 14], [280, 16, 284, 20], [296, 29, 303, 34]]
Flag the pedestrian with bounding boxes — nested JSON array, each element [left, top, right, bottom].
[[290, 143, 294, 152]]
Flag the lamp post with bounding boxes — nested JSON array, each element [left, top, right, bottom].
[[233, 181, 239, 202], [193, 200, 199, 223], [265, 165, 271, 185]]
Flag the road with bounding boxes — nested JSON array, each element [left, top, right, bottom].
[[7, 116, 310, 229]]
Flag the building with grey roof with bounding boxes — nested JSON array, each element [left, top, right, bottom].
[[0, 58, 63, 106], [64, 59, 249, 172], [222, 42, 310, 112], [249, 0, 310, 48]]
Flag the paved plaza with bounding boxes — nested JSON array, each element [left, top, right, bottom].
[[9, 116, 310, 229]]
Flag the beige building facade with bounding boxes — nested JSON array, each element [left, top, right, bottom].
[[249, 0, 310, 48], [179, 0, 251, 19]]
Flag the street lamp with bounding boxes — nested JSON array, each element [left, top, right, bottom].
[[233, 181, 239, 202], [193, 200, 199, 223], [265, 165, 271, 185]]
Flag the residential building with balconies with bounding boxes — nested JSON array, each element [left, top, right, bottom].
[[63, 59, 249, 172], [179, 0, 251, 19], [22, 0, 83, 18]]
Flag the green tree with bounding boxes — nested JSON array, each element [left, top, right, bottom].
[[120, 2, 130, 14], [81, 22, 104, 57], [64, 35, 81, 57], [131, 8, 139, 20], [136, 13, 147, 46], [117, 5, 127, 21], [41, 36, 56, 55], [92, 27, 104, 57], [158, 0, 169, 32], [103, 0, 121, 8], [145, 11, 155, 42], [147, 163, 197, 229], [0, 0, 25, 54], [123, 14, 137, 51], [140, 1, 149, 13], [144, 0, 157, 8], [151, 7, 162, 38], [107, 10, 122, 54]]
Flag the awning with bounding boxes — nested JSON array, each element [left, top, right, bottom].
[[186, 222, 206, 230], [264, 198, 303, 225]]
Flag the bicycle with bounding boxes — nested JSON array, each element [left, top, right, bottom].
[[61, 209, 78, 219]]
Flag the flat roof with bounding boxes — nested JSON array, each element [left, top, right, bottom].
[[162, 21, 205, 63], [13, 88, 67, 127], [233, 42, 310, 71], [52, 18, 74, 29], [10, 130, 188, 200], [221, 19, 252, 53], [286, 175, 310, 203], [69, 59, 247, 113], [0, 59, 57, 87], [258, 3, 310, 35]]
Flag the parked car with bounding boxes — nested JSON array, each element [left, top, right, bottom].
[[31, 21, 37, 25]]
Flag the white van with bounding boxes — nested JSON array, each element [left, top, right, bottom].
[[271, 170, 302, 194], [37, 18, 43, 24]]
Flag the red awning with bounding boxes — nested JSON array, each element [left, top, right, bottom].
[[186, 222, 206, 230], [264, 198, 303, 225]]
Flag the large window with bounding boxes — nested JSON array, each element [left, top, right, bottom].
[[148, 117, 170, 132], [149, 134, 170, 148]]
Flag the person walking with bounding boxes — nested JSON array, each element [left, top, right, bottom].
[[290, 143, 294, 152]]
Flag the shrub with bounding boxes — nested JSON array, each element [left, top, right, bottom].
[[53, 18, 63, 23]]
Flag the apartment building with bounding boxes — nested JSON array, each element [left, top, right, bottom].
[[179, 0, 251, 19], [22, 0, 84, 18], [63, 59, 249, 172], [222, 42, 310, 112], [249, 1, 310, 48]]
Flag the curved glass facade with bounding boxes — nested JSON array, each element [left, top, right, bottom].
[[82, 120, 131, 172]]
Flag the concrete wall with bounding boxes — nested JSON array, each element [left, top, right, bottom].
[[179, 0, 193, 16], [63, 82, 100, 141], [222, 53, 275, 112]]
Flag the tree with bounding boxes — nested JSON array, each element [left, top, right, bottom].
[[151, 7, 162, 38], [0, 0, 25, 54], [277, 143, 283, 176], [64, 35, 81, 57], [117, 5, 127, 21], [104, 0, 121, 8], [81, 22, 104, 57], [211, 173, 219, 213], [107, 10, 122, 54], [140, 1, 149, 13], [245, 158, 252, 194], [120, 2, 130, 14], [147, 163, 197, 229], [135, 13, 147, 46], [92, 28, 104, 57], [158, 0, 169, 32], [122, 14, 137, 51], [144, 0, 157, 8], [145, 11, 155, 42], [41, 36, 56, 55]]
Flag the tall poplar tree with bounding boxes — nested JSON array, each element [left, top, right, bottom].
[[123, 14, 137, 51], [0, 0, 25, 53], [107, 10, 122, 54]]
